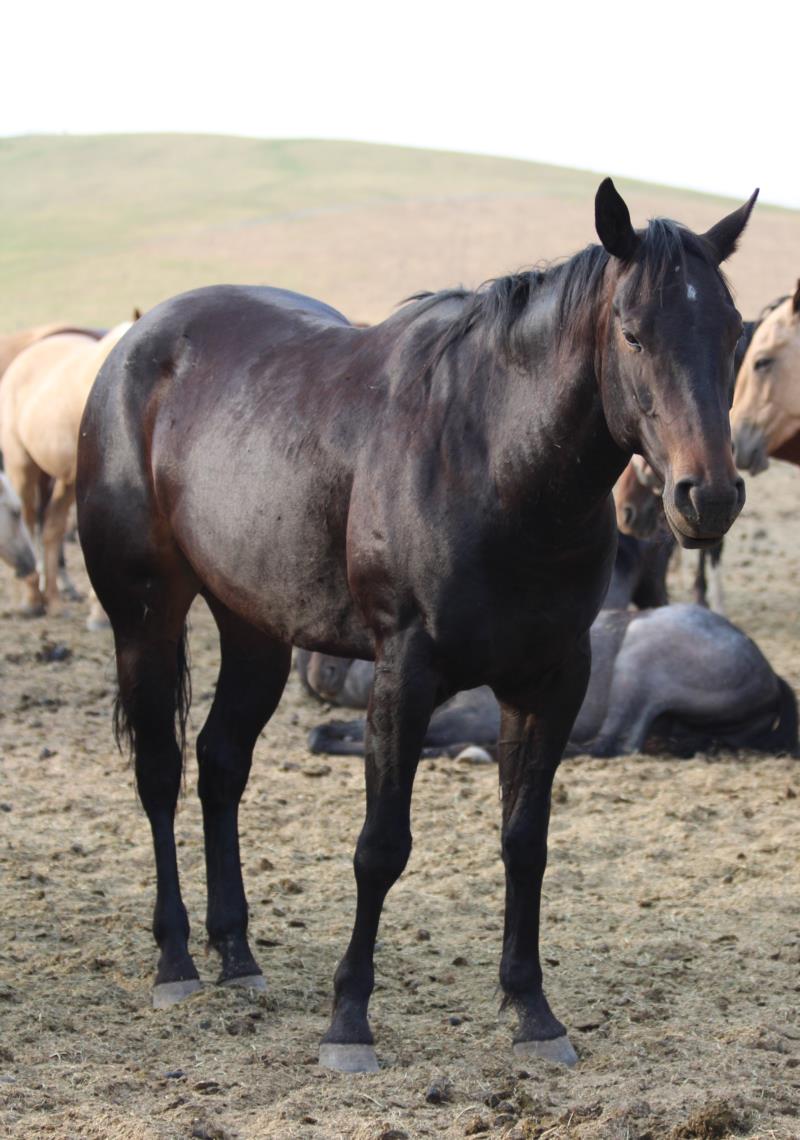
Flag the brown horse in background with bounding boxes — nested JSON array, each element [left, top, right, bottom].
[[732, 282, 800, 473], [1, 324, 133, 615], [77, 180, 755, 1073]]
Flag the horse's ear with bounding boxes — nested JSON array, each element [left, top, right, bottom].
[[132, 307, 142, 321], [595, 178, 638, 261], [702, 189, 759, 264], [792, 279, 800, 315]]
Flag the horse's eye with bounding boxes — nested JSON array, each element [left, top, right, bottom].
[[622, 330, 642, 352], [754, 356, 773, 372]]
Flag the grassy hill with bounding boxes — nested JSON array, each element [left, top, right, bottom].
[[1, 134, 797, 329]]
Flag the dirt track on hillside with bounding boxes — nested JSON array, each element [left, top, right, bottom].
[[1, 457, 798, 1140]]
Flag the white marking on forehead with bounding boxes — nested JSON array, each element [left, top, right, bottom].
[[687, 283, 698, 301]]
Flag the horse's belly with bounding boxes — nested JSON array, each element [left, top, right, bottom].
[[165, 457, 371, 655]]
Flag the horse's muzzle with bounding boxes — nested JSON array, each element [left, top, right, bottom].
[[665, 474, 745, 548], [732, 421, 770, 475], [15, 549, 37, 579]]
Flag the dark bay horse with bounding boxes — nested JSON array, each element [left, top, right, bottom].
[[76, 179, 756, 1073]]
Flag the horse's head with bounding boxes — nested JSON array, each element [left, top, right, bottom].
[[594, 179, 756, 549], [731, 283, 800, 474], [0, 473, 36, 578], [613, 457, 663, 539]]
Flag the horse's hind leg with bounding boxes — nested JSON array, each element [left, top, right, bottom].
[[198, 597, 291, 988], [103, 559, 199, 1007]]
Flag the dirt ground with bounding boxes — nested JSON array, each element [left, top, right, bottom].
[[0, 455, 798, 1140], [2, 159, 800, 1138]]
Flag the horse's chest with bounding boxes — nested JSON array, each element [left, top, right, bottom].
[[403, 527, 615, 688]]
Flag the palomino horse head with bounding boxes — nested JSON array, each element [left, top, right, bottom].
[[731, 282, 800, 474], [594, 179, 757, 548]]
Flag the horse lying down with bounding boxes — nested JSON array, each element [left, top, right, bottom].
[[299, 605, 798, 759]]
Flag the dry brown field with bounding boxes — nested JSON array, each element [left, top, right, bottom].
[[0, 138, 798, 1139]]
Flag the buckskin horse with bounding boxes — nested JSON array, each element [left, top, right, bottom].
[[732, 282, 800, 473], [76, 179, 756, 1073]]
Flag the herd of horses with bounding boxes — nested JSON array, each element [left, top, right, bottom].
[[2, 180, 799, 1074]]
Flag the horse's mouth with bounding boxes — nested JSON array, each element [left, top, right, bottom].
[[664, 515, 725, 551]]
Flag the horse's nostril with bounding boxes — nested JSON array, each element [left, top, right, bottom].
[[674, 477, 699, 520], [622, 506, 635, 527], [735, 476, 746, 510]]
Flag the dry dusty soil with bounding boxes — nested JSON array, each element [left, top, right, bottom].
[[0, 459, 798, 1140], [2, 158, 800, 1138]]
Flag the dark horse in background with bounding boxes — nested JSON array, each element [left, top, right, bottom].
[[76, 180, 756, 1073]]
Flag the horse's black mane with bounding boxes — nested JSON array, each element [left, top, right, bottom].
[[405, 219, 727, 367]]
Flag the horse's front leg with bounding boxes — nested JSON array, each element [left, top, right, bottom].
[[320, 627, 437, 1073], [496, 636, 591, 1068]]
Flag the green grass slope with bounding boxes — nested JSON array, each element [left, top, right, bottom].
[[1, 134, 796, 328]]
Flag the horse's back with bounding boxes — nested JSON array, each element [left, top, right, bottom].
[[1, 333, 99, 469]]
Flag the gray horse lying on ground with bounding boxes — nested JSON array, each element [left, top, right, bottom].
[[299, 605, 798, 759]]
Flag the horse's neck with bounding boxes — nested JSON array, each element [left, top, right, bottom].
[[487, 328, 626, 519]]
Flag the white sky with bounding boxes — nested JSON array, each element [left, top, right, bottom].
[[5, 0, 797, 208]]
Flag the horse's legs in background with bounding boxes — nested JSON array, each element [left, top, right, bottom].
[[692, 542, 724, 613], [495, 637, 591, 1067], [693, 549, 708, 608], [320, 628, 437, 1072], [41, 479, 74, 612], [57, 542, 83, 601], [197, 596, 291, 987], [707, 542, 725, 614], [8, 461, 45, 614]]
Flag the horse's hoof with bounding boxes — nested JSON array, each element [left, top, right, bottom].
[[513, 1034, 578, 1067], [18, 604, 45, 619], [220, 973, 266, 992], [152, 978, 204, 1009], [318, 1043, 380, 1073]]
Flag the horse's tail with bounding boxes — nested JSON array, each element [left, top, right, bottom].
[[742, 675, 799, 756], [113, 622, 192, 763]]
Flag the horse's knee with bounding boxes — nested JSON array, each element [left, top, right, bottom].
[[354, 824, 412, 890]]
